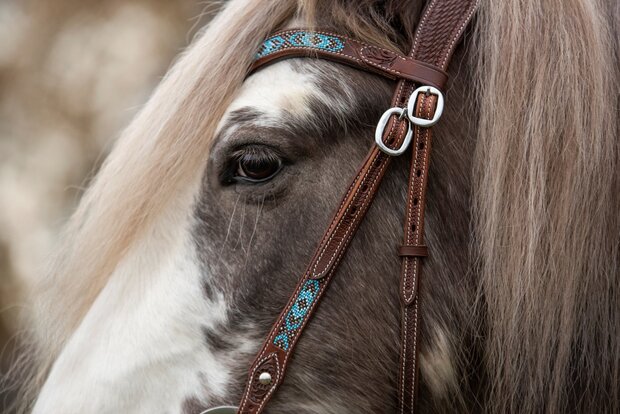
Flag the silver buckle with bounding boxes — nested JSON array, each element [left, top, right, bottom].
[[374, 107, 413, 156], [407, 85, 444, 127], [375, 85, 444, 156]]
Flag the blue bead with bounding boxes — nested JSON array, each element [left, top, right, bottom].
[[272, 279, 321, 351], [256, 31, 345, 60]]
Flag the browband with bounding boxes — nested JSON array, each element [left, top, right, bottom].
[[251, 30, 449, 90]]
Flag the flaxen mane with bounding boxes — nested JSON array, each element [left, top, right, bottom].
[[472, 1, 619, 411], [13, 0, 620, 411]]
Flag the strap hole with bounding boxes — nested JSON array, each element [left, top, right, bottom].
[[350, 205, 358, 215], [416, 169, 422, 177], [360, 184, 369, 193], [411, 224, 416, 232], [418, 142, 425, 150], [413, 197, 418, 205]]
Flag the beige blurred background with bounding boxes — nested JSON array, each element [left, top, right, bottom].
[[0, 0, 214, 410]]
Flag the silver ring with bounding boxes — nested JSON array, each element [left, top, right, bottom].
[[406, 85, 444, 127], [374, 107, 413, 156]]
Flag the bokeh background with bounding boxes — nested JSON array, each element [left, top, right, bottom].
[[0, 0, 214, 409]]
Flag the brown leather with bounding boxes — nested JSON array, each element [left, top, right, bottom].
[[238, 1, 479, 413], [251, 30, 449, 90], [398, 2, 479, 411], [398, 245, 429, 258]]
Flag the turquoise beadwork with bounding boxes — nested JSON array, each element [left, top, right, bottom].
[[256, 31, 345, 59], [273, 279, 321, 350]]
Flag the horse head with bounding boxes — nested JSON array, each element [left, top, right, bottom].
[[24, 0, 620, 413]]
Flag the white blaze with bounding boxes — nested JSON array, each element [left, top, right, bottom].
[[33, 61, 317, 413]]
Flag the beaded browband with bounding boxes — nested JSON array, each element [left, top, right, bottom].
[[204, 1, 480, 413], [251, 29, 449, 89]]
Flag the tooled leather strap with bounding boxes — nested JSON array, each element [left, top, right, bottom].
[[238, 1, 478, 413]]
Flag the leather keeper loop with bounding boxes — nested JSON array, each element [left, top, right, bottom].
[[398, 245, 429, 257]]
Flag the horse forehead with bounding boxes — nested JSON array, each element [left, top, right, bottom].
[[223, 60, 319, 123]]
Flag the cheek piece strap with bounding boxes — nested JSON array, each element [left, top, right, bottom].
[[231, 1, 480, 413]]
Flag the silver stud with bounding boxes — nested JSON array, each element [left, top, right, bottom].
[[258, 371, 272, 385]]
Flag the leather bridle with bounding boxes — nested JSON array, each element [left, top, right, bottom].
[[204, 1, 479, 412]]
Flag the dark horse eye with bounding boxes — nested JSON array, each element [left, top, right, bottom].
[[234, 147, 282, 183]]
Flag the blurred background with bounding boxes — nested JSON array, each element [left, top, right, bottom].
[[0, 0, 214, 409]]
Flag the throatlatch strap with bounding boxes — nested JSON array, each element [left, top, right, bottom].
[[238, 1, 478, 413]]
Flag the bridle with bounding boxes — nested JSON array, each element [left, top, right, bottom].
[[204, 1, 478, 412]]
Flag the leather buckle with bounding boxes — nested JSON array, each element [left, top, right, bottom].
[[374, 107, 413, 156], [407, 85, 444, 127]]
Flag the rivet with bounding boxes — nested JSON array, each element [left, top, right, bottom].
[[258, 372, 272, 385]]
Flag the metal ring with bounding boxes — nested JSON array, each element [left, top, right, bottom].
[[200, 407, 238, 414], [374, 107, 413, 156], [406, 85, 444, 127]]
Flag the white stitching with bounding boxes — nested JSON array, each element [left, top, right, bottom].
[[358, 46, 445, 85], [239, 353, 280, 411], [440, 2, 479, 68], [411, 0, 437, 57], [402, 93, 430, 304], [359, 46, 409, 76], [402, 96, 421, 303], [400, 309, 408, 414], [411, 299, 419, 410], [312, 98, 408, 278], [312, 158, 374, 278], [399, 93, 431, 413], [256, 354, 282, 412]]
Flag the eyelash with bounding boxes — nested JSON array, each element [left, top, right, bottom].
[[222, 145, 284, 185]]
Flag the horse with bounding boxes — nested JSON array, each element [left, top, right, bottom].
[[15, 0, 619, 412]]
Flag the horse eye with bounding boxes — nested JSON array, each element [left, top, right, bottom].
[[234, 149, 282, 183]]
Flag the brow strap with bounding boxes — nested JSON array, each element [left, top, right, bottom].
[[251, 30, 449, 89], [238, 1, 478, 412]]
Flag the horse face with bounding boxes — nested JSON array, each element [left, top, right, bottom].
[[33, 59, 405, 413]]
